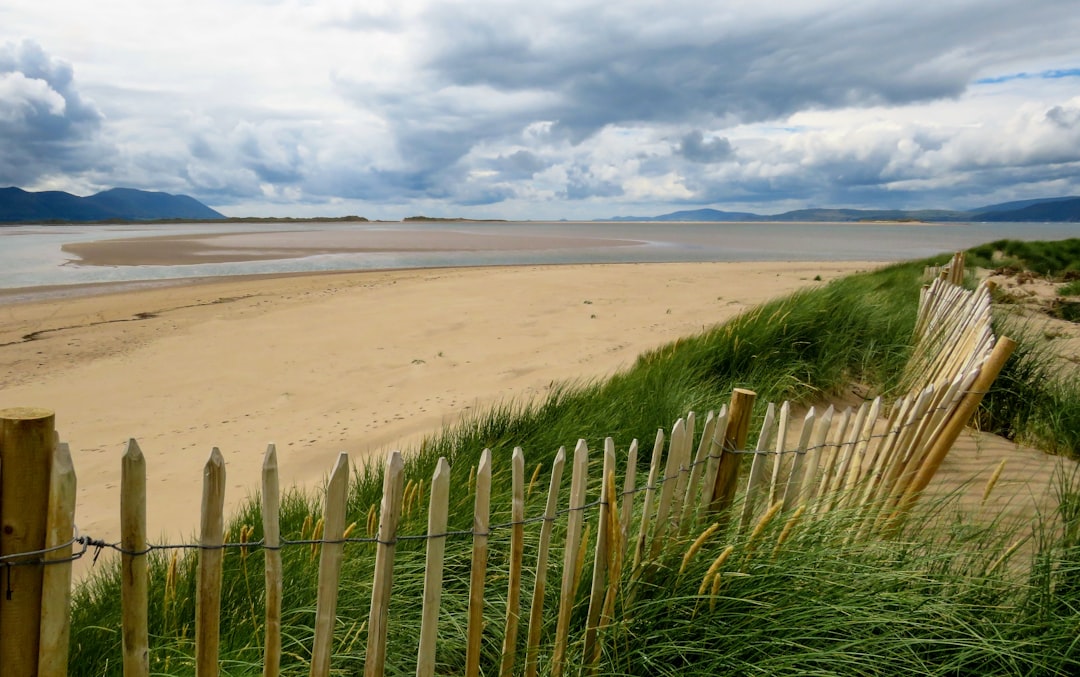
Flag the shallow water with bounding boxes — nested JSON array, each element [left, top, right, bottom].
[[1, 219, 1078, 291]]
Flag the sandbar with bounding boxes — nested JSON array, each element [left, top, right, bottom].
[[61, 228, 642, 266]]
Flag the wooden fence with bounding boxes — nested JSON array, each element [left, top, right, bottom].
[[0, 266, 1016, 677], [923, 250, 969, 286]]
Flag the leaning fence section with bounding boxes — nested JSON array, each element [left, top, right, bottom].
[[0, 260, 1015, 676]]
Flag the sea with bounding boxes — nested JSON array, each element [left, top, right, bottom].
[[1, 220, 1078, 295]]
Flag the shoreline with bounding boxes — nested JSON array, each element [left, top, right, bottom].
[[1, 260, 883, 562], [2, 258, 1068, 587]]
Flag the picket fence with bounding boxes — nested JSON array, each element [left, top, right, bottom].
[[0, 259, 1016, 677]]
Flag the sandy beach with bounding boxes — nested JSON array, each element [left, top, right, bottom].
[[0, 258, 1068, 577]]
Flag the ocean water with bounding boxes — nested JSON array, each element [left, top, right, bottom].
[[1, 220, 1078, 293]]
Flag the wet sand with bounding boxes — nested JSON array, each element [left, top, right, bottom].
[[60, 228, 642, 266]]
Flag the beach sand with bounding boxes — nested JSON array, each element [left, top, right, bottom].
[[0, 259, 1068, 577]]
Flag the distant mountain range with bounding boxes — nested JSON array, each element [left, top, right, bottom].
[[0, 187, 224, 223], [4, 186, 1079, 224], [608, 196, 1080, 223]]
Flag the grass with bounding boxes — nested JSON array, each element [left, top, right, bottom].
[[1058, 280, 1080, 297], [965, 238, 1080, 277], [65, 250, 1080, 675]]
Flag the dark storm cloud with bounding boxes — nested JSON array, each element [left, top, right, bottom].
[[0, 40, 105, 185], [488, 150, 549, 179], [413, 1, 1029, 139], [677, 131, 734, 163]]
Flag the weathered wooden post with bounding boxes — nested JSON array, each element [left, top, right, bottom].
[[709, 389, 757, 514], [38, 441, 77, 677], [0, 407, 57, 677]]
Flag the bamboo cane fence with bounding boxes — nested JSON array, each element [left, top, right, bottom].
[[0, 264, 1015, 676]]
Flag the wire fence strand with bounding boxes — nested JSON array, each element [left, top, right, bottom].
[[0, 385, 987, 569]]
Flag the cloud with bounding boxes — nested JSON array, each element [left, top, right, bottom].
[[565, 165, 624, 200], [677, 131, 734, 163], [316, 0, 1080, 212], [0, 40, 105, 185]]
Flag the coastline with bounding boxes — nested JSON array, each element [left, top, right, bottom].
[[1, 260, 878, 557]]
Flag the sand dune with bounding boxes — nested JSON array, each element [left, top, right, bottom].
[[0, 260, 1069, 579]]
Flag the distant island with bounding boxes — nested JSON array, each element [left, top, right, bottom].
[[607, 196, 1080, 223], [403, 215, 508, 222]]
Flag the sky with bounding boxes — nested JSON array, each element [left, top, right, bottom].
[[1, 0, 1079, 220]]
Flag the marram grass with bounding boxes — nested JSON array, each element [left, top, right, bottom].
[[67, 251, 1080, 675]]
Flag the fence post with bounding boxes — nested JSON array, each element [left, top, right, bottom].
[[196, 448, 227, 677], [524, 448, 565, 677], [500, 448, 526, 677], [38, 441, 76, 677], [121, 439, 149, 677], [262, 445, 283, 677], [583, 440, 615, 663], [552, 440, 589, 677], [0, 407, 56, 677], [365, 451, 404, 677], [709, 389, 756, 514], [417, 457, 451, 677], [737, 403, 777, 533], [649, 418, 686, 559], [313, 452, 351, 677], [464, 449, 492, 677]]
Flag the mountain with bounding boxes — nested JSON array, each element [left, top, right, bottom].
[[608, 208, 759, 222], [973, 197, 1080, 222], [967, 196, 1080, 215], [0, 187, 224, 223], [606, 196, 1080, 223]]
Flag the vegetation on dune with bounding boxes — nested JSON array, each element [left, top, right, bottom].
[[67, 246, 1080, 675], [966, 238, 1080, 277]]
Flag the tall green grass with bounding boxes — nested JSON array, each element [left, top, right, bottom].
[[965, 238, 1080, 277], [66, 253, 1080, 675]]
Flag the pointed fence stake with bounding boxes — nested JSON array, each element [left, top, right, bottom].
[[631, 430, 664, 573], [524, 448, 566, 677], [680, 412, 715, 536], [464, 449, 492, 677], [500, 448, 526, 677], [781, 408, 816, 512], [121, 439, 149, 677], [38, 441, 77, 677], [365, 451, 404, 677], [196, 448, 226, 677], [552, 440, 589, 677], [649, 418, 686, 559], [738, 403, 777, 533], [262, 445, 282, 677], [311, 453, 351, 677], [619, 440, 638, 562], [417, 458, 451, 677], [584, 440, 616, 664]]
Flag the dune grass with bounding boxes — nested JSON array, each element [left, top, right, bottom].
[[965, 238, 1080, 277], [66, 251, 1080, 675]]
